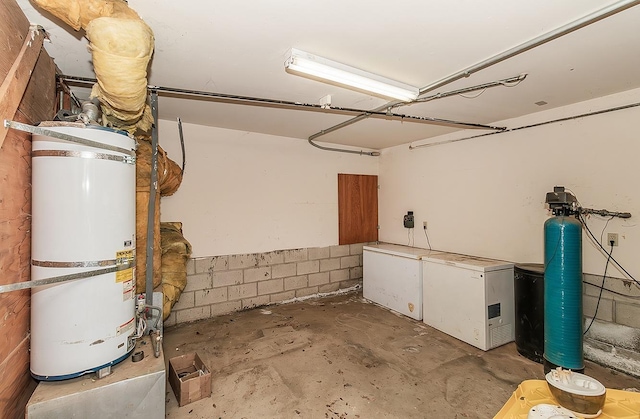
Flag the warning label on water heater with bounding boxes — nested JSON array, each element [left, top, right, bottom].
[[115, 250, 134, 283], [122, 279, 134, 301], [116, 250, 135, 282], [116, 267, 134, 283], [116, 317, 135, 336]]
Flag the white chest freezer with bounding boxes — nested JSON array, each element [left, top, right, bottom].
[[422, 253, 514, 351], [363, 244, 440, 320]]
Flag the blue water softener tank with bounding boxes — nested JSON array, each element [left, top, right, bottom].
[[543, 186, 584, 373]]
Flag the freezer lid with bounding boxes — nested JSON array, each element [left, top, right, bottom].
[[422, 252, 514, 272], [363, 243, 440, 259]]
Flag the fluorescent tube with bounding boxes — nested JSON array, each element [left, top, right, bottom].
[[285, 48, 419, 102]]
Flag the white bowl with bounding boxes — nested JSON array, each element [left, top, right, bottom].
[[545, 368, 606, 418]]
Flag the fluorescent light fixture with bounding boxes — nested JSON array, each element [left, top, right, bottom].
[[285, 48, 419, 102]]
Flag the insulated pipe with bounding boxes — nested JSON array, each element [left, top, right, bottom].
[[32, 0, 154, 132], [307, 0, 640, 149]]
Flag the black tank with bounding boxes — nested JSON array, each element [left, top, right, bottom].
[[514, 263, 545, 363]]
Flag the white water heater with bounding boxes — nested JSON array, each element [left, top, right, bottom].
[[30, 123, 137, 380]]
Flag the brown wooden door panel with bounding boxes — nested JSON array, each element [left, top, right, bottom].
[[338, 174, 378, 245]]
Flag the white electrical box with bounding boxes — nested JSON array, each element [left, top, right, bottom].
[[363, 244, 440, 320], [422, 253, 514, 351]]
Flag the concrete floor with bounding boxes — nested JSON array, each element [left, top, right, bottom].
[[163, 292, 639, 418]]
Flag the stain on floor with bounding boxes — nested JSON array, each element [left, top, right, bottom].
[[164, 292, 639, 418]]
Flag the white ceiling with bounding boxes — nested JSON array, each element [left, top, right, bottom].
[[16, 0, 640, 150]]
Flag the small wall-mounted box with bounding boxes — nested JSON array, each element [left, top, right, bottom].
[[168, 352, 212, 407]]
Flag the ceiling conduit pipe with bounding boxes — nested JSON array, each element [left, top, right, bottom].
[[394, 74, 527, 108], [307, 74, 527, 155], [308, 0, 640, 156], [307, 129, 380, 156], [408, 101, 640, 149], [57, 75, 500, 130]]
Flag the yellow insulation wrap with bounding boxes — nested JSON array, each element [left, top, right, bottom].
[[160, 222, 192, 320], [86, 17, 154, 132], [33, 0, 154, 133], [135, 138, 183, 294], [32, 0, 140, 31]]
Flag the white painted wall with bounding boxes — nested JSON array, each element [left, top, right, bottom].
[[379, 88, 640, 279], [159, 121, 378, 257]]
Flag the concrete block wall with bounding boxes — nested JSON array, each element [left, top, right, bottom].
[[583, 273, 640, 329], [165, 243, 370, 326], [583, 273, 640, 377]]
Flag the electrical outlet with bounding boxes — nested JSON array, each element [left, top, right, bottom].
[[607, 233, 618, 246], [423, 221, 428, 229]]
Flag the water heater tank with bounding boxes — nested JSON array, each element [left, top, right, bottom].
[[30, 123, 137, 380]]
